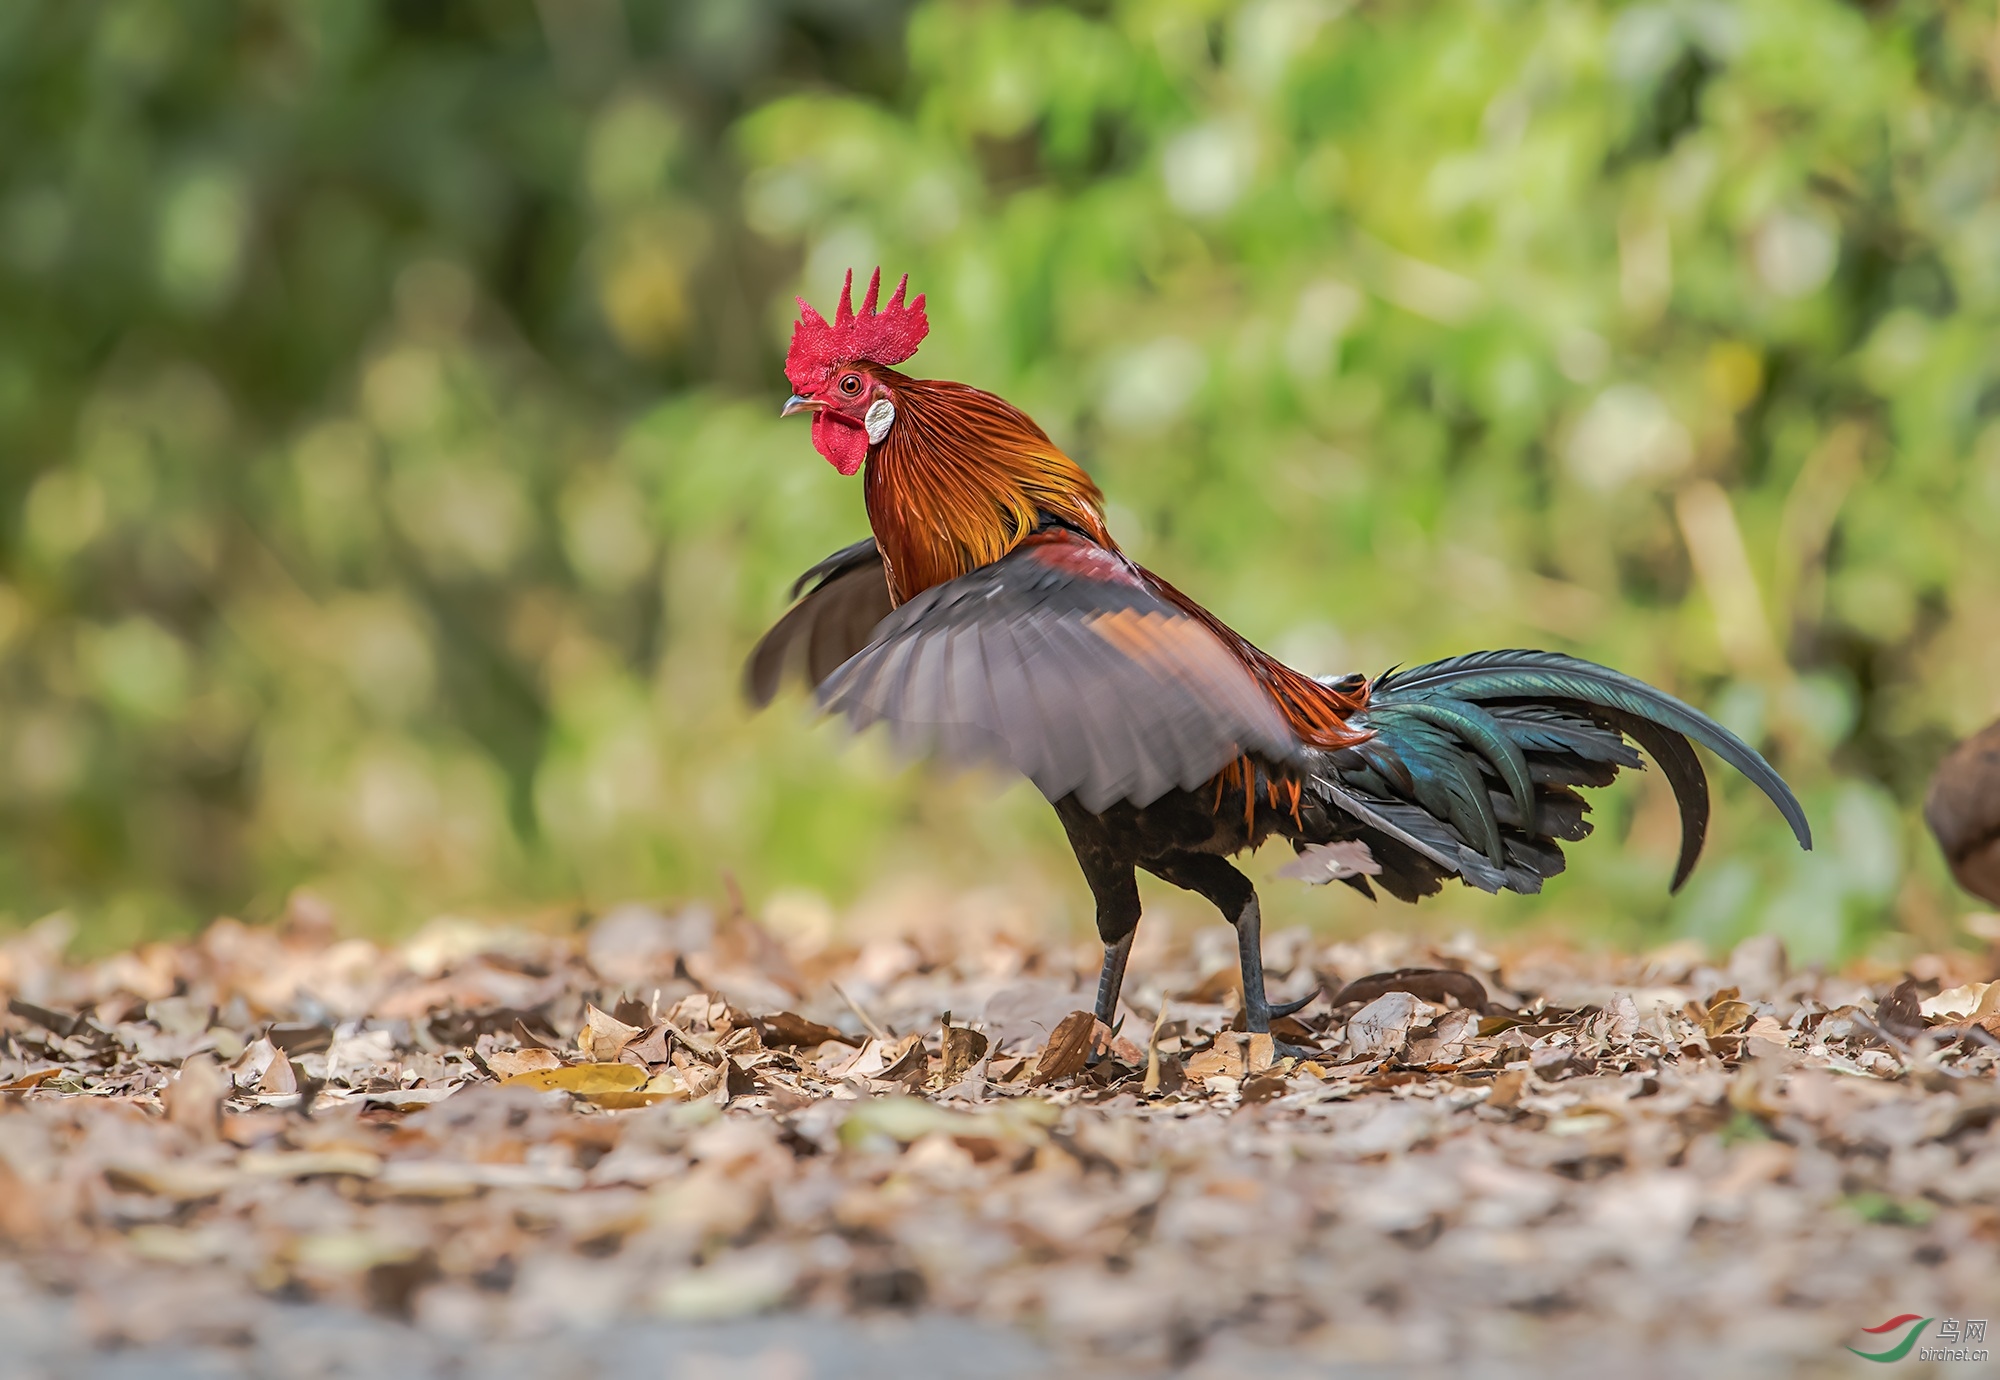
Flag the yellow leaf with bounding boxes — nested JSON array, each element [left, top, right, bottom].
[[501, 1062, 647, 1094]]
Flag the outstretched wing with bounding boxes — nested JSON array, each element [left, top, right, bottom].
[[744, 538, 895, 708], [814, 529, 1300, 811]]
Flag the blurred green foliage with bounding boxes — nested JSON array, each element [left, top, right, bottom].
[[2, 0, 1997, 958]]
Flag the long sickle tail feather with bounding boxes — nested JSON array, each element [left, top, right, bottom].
[[1355, 649, 1810, 895]]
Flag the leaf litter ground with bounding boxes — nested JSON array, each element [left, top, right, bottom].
[[2, 903, 1998, 1378]]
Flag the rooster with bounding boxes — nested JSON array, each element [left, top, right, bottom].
[[749, 269, 1812, 1037]]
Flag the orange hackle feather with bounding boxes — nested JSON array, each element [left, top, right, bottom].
[[861, 364, 1370, 753], [863, 370, 1113, 604]]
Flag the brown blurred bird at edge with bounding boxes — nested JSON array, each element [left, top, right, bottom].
[[1927, 721, 2000, 907], [748, 269, 1813, 1044]]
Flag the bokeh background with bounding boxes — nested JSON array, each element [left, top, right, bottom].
[[3, 0, 1996, 959]]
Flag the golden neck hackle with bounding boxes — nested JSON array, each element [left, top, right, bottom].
[[862, 373, 1113, 605]]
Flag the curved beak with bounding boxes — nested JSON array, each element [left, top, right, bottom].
[[780, 394, 816, 418]]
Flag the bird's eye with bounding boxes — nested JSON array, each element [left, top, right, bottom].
[[838, 374, 862, 396]]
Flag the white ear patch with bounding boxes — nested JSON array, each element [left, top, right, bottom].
[[864, 399, 896, 445]]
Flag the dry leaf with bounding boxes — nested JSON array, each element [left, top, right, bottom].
[[876, 1036, 930, 1087], [0, 1068, 61, 1092], [1028, 1011, 1100, 1087], [483, 1047, 564, 1078], [1702, 999, 1753, 1037], [678, 1061, 723, 1099], [1920, 981, 1997, 1021], [267, 1021, 333, 1055], [578, 1003, 642, 1062], [1875, 980, 1926, 1041], [589, 1089, 672, 1109], [758, 1011, 860, 1049], [9, 895, 2000, 1372], [936, 1021, 989, 1086], [1346, 991, 1421, 1057], [259, 1049, 299, 1097], [1246, 1032, 1276, 1074], [1331, 968, 1490, 1013], [167, 1054, 228, 1140], [1486, 1067, 1529, 1109], [501, 1062, 647, 1095], [1186, 1033, 1247, 1085], [1240, 1070, 1290, 1103]]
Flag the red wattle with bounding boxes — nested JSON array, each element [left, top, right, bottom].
[[812, 412, 868, 476]]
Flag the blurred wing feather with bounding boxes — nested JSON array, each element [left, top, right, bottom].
[[744, 543, 895, 707], [816, 532, 1299, 810]]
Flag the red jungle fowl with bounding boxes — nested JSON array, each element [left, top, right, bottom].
[[748, 269, 1813, 1038]]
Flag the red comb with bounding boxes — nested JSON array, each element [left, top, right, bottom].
[[785, 268, 929, 392]]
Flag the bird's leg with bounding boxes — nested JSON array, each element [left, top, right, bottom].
[[1094, 929, 1135, 1028], [1054, 804, 1144, 1037], [1144, 852, 1318, 1051], [1231, 890, 1274, 1033], [1226, 900, 1318, 1027]]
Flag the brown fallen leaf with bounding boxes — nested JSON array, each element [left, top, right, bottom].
[[1240, 1070, 1290, 1103], [7, 997, 83, 1038], [1186, 1033, 1247, 1086], [267, 1021, 333, 1055], [578, 1003, 642, 1062], [679, 1061, 723, 1099], [936, 1017, 989, 1087], [1030, 1011, 1102, 1087], [1174, 968, 1240, 1005], [513, 1016, 564, 1051], [1330, 968, 1491, 1014], [1702, 998, 1754, 1037], [1875, 979, 1927, 1042], [0, 1068, 62, 1093], [167, 1054, 228, 1141], [1247, 1032, 1276, 1074], [483, 1047, 564, 1079], [759, 1011, 861, 1049], [622, 1023, 672, 1064], [1485, 1067, 1529, 1110], [259, 1050, 299, 1097], [664, 1018, 723, 1061], [1142, 1004, 1170, 1096], [877, 1035, 930, 1087], [1346, 992, 1421, 1058]]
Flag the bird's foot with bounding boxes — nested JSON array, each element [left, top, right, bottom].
[[1244, 1036, 1322, 1064], [1266, 989, 1320, 1020]]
